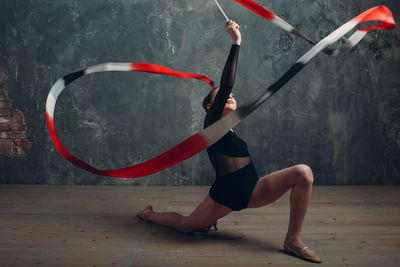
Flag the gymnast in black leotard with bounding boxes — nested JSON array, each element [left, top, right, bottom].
[[203, 43, 258, 211], [138, 19, 322, 263]]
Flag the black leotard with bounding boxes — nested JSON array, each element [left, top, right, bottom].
[[205, 44, 259, 211]]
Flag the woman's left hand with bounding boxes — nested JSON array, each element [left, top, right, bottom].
[[225, 19, 241, 45]]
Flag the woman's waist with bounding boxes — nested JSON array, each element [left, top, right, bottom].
[[215, 161, 257, 179]]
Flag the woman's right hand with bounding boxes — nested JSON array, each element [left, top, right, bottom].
[[225, 19, 241, 45]]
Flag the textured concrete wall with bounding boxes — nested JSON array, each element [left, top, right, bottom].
[[0, 0, 399, 185]]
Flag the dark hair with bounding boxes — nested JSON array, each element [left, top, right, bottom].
[[202, 86, 219, 111]]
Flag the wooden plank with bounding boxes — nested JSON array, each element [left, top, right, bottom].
[[0, 185, 399, 266]]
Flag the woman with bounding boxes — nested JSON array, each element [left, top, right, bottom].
[[138, 20, 322, 263]]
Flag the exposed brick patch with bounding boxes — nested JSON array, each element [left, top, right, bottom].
[[0, 139, 12, 152], [0, 73, 31, 155], [0, 124, 12, 131], [0, 109, 11, 116]]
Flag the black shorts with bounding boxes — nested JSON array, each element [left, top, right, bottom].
[[209, 162, 259, 211]]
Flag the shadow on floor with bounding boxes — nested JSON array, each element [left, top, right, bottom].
[[103, 213, 282, 255]]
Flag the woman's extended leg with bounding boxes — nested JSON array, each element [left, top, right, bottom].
[[247, 164, 321, 262], [137, 195, 231, 234]]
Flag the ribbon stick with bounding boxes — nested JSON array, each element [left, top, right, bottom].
[[214, 0, 229, 20], [46, 6, 395, 178]]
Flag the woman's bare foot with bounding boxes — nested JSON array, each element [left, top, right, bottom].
[[283, 237, 322, 263], [137, 205, 153, 222]]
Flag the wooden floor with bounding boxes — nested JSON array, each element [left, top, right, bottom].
[[0, 185, 399, 267]]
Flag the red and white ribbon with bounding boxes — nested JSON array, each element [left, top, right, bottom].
[[46, 5, 395, 178], [234, 0, 314, 44], [234, 0, 395, 54]]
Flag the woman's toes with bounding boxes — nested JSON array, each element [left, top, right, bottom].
[[137, 205, 154, 221], [144, 205, 153, 212]]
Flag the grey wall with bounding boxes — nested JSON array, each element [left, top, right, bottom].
[[0, 0, 399, 185]]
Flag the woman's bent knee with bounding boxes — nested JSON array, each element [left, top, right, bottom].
[[294, 164, 314, 184]]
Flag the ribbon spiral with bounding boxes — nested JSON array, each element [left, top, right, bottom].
[[46, 4, 395, 178]]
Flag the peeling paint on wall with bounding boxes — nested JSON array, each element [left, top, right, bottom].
[[0, 73, 31, 155]]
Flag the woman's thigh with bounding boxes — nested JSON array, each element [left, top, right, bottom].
[[180, 195, 231, 232], [247, 165, 308, 208]]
